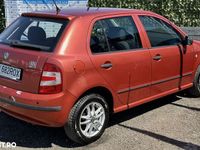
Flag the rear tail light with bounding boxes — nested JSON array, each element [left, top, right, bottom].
[[39, 63, 62, 94]]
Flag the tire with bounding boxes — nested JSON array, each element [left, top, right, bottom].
[[188, 66, 200, 97], [64, 94, 109, 144]]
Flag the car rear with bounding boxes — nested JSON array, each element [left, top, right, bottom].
[[0, 13, 76, 126]]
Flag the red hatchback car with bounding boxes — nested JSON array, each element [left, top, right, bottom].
[[0, 8, 200, 144]]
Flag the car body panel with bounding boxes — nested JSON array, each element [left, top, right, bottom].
[[0, 8, 199, 127], [0, 44, 48, 93], [136, 13, 195, 96], [0, 84, 77, 127]]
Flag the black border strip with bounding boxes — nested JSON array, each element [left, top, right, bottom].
[[118, 83, 151, 94], [0, 98, 62, 112], [182, 72, 193, 77], [117, 72, 192, 94], [177, 44, 183, 90], [151, 75, 180, 86], [129, 83, 151, 91]]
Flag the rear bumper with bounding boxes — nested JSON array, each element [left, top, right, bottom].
[[0, 85, 77, 127], [0, 97, 62, 112]]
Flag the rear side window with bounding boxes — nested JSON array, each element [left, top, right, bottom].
[[90, 21, 110, 53], [0, 16, 68, 52], [139, 16, 182, 47], [90, 16, 142, 53]]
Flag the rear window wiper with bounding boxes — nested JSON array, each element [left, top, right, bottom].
[[9, 40, 50, 51]]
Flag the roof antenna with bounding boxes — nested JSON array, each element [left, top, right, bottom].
[[97, 0, 101, 10], [87, 3, 90, 11], [52, 0, 61, 14]]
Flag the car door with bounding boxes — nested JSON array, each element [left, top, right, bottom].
[[138, 15, 194, 97], [124, 15, 152, 108], [88, 15, 151, 110]]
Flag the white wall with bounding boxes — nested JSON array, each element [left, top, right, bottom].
[[4, 0, 88, 25]]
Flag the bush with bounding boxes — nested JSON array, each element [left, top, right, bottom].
[[0, 0, 199, 32], [0, 0, 5, 32], [89, 0, 200, 27]]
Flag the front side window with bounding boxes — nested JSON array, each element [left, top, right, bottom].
[[0, 16, 68, 52], [90, 16, 142, 53], [139, 16, 182, 47]]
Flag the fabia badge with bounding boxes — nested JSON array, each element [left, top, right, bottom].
[[3, 52, 9, 60]]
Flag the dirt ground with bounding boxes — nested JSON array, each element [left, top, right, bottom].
[[0, 92, 199, 150]]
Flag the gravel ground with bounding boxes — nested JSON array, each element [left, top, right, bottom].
[[0, 92, 199, 150]]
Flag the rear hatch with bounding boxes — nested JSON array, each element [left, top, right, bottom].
[[0, 45, 48, 93], [0, 15, 69, 93]]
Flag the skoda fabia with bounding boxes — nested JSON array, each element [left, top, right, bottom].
[[0, 8, 200, 144]]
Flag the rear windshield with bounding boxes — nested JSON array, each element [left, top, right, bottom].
[[0, 16, 69, 52]]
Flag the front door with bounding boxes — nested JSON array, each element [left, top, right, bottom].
[[138, 15, 184, 96]]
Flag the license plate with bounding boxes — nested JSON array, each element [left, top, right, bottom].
[[0, 64, 22, 80]]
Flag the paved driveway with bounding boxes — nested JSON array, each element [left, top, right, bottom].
[[0, 92, 199, 150]]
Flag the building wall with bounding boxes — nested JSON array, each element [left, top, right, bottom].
[[181, 27, 200, 40], [4, 0, 88, 26]]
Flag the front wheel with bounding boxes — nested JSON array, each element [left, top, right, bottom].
[[64, 94, 109, 144], [188, 66, 200, 97]]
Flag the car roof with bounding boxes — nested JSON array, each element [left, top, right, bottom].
[[23, 7, 155, 19]]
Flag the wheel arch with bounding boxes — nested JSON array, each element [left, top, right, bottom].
[[76, 86, 114, 114]]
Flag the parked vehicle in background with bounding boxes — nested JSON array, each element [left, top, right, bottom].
[[0, 8, 200, 144]]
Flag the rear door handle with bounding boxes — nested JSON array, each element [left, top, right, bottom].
[[101, 62, 113, 69], [153, 54, 162, 61]]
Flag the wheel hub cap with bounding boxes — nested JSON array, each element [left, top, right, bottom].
[[79, 102, 106, 138]]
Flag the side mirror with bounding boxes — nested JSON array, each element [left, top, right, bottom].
[[182, 36, 193, 46]]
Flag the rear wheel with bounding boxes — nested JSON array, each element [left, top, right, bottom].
[[188, 66, 200, 97], [64, 94, 109, 144]]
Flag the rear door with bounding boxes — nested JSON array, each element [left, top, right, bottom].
[[88, 15, 149, 109], [138, 15, 182, 96], [126, 15, 152, 107]]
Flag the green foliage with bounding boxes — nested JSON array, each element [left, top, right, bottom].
[[0, 0, 199, 32], [0, 0, 5, 32], [89, 0, 200, 27]]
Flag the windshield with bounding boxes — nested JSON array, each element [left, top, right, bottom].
[[0, 16, 69, 52]]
